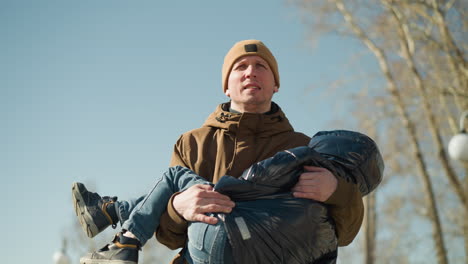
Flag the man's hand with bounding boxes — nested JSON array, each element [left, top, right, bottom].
[[291, 166, 338, 202], [173, 184, 235, 225]]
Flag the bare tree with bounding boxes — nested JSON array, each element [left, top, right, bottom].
[[289, 0, 467, 262]]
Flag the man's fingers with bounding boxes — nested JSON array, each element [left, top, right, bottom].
[[292, 191, 319, 200], [192, 184, 232, 201], [197, 191, 232, 201], [297, 171, 323, 181], [205, 198, 235, 208], [291, 184, 319, 193], [191, 198, 235, 214], [194, 184, 214, 191], [173, 183, 238, 223], [194, 214, 218, 225], [294, 177, 318, 186], [292, 167, 338, 202], [292, 183, 321, 200], [291, 184, 321, 200], [191, 202, 236, 224], [199, 203, 234, 214], [293, 191, 307, 198]]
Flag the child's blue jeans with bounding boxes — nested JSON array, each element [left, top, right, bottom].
[[113, 165, 232, 264]]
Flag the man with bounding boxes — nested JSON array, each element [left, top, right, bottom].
[[156, 39, 363, 263], [74, 39, 363, 264]]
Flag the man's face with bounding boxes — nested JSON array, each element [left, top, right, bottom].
[[226, 55, 278, 113]]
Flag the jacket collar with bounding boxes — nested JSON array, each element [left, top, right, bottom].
[[203, 102, 294, 137]]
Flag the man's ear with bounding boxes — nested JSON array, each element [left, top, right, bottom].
[[274, 86, 279, 93], [225, 89, 231, 97]]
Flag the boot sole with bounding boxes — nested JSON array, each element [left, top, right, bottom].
[[72, 182, 99, 238], [80, 258, 136, 264]]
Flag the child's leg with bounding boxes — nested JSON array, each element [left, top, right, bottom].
[[73, 166, 208, 240], [79, 166, 211, 264], [113, 196, 144, 225], [120, 165, 210, 246]]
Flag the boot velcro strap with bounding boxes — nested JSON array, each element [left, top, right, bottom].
[[112, 232, 141, 250], [101, 201, 116, 226], [114, 241, 139, 249]]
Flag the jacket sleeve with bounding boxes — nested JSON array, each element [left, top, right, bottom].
[[324, 176, 364, 246], [155, 138, 190, 250]]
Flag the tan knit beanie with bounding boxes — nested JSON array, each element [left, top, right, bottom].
[[222, 39, 279, 93]]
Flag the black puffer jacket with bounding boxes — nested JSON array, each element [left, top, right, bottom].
[[214, 130, 384, 264]]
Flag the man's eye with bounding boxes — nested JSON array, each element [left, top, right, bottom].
[[235, 64, 247, 70], [257, 63, 267, 69]]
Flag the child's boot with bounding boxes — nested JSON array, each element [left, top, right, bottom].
[[72, 182, 119, 238], [79, 232, 140, 264]]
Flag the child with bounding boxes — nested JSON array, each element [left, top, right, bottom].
[[74, 130, 383, 264]]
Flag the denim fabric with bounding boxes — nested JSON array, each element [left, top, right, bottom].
[[115, 166, 210, 245], [115, 196, 144, 225], [185, 215, 233, 264]]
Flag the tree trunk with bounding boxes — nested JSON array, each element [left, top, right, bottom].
[[331, 1, 449, 263], [364, 193, 376, 264]]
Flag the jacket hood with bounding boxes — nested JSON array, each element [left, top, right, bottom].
[[202, 102, 294, 138]]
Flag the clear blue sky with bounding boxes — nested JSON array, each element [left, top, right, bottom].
[[1, 0, 363, 263]]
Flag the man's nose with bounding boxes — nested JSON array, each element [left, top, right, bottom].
[[244, 65, 257, 78]]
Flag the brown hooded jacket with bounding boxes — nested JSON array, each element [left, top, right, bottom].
[[156, 102, 363, 262]]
